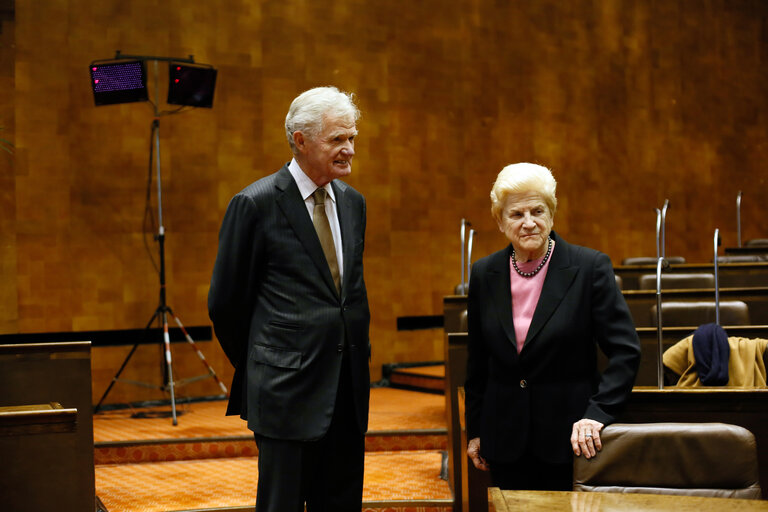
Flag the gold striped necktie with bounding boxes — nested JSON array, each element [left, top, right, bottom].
[[312, 188, 341, 294]]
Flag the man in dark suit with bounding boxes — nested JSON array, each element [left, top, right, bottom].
[[208, 86, 370, 512]]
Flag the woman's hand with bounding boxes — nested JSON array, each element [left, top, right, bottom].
[[571, 419, 604, 458], [467, 437, 490, 471]]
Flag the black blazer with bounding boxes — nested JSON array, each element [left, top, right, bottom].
[[464, 231, 640, 464], [208, 164, 370, 441]]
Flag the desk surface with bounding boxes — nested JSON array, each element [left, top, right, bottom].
[[489, 489, 768, 511]]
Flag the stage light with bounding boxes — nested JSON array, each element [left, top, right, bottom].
[[89, 60, 148, 106], [167, 63, 217, 108]]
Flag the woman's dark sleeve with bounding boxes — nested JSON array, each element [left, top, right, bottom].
[[464, 261, 488, 441], [582, 252, 641, 425]]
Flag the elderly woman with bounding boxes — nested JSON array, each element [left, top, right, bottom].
[[464, 163, 641, 491]]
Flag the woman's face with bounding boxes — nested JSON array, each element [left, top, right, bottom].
[[497, 191, 554, 258]]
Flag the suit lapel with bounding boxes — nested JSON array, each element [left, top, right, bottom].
[[486, 246, 518, 348], [523, 233, 579, 349], [332, 180, 353, 301], [274, 167, 339, 296]]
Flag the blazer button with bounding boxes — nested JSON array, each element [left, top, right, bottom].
[[337, 344, 344, 353], [520, 379, 528, 388]]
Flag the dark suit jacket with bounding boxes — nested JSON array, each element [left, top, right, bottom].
[[208, 164, 370, 441], [464, 231, 640, 465]]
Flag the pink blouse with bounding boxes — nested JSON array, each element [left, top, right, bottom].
[[509, 240, 556, 353]]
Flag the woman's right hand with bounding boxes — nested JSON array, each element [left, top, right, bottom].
[[467, 437, 490, 471]]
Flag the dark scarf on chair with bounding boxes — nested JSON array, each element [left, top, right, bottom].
[[691, 323, 730, 385]]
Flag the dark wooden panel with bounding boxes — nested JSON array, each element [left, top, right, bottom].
[[0, 342, 95, 512]]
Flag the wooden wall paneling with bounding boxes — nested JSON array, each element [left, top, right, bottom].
[[0, 4, 16, 335], [7, 1, 768, 396]]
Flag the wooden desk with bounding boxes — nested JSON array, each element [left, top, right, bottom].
[[489, 489, 768, 512], [0, 402, 77, 436]]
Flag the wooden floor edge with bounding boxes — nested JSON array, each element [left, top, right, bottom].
[[95, 429, 449, 448], [165, 499, 455, 512]]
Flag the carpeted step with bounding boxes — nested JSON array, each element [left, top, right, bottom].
[[95, 429, 447, 464], [95, 450, 452, 512], [388, 364, 445, 394]]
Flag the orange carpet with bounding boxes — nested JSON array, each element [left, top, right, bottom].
[[94, 387, 445, 442], [94, 387, 453, 512]]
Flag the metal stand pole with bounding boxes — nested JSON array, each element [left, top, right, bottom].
[[93, 59, 226, 423]]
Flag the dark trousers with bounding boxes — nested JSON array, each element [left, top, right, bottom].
[[254, 356, 364, 512], [489, 452, 573, 491]]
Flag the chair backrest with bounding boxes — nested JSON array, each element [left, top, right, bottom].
[[650, 300, 750, 327], [614, 274, 623, 290], [573, 422, 762, 499], [622, 256, 686, 265], [717, 255, 766, 263], [638, 273, 715, 290], [746, 238, 768, 248]]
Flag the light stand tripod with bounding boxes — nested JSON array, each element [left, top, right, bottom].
[[94, 56, 227, 425]]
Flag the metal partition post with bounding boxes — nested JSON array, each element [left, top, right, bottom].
[[460, 219, 471, 295], [656, 257, 665, 389], [655, 208, 661, 261], [737, 191, 743, 248], [714, 228, 721, 325], [467, 228, 475, 287], [661, 199, 669, 259], [460, 219, 466, 295]]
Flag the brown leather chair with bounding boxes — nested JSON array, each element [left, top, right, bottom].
[[622, 256, 686, 265], [573, 422, 762, 499], [650, 300, 750, 327], [746, 239, 768, 247], [638, 273, 715, 290]]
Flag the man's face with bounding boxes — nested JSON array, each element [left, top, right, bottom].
[[296, 113, 357, 186]]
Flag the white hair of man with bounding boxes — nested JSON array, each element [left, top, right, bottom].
[[490, 162, 558, 221], [285, 86, 361, 155]]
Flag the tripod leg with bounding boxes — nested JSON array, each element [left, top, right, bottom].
[[94, 309, 161, 413], [94, 343, 140, 413], [161, 309, 178, 426], [169, 308, 229, 396]]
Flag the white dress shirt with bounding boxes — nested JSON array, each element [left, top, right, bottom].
[[288, 158, 344, 282]]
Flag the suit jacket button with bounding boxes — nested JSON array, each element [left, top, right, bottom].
[[520, 379, 527, 388], [337, 344, 344, 353]]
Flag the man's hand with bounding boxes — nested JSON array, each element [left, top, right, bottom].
[[571, 419, 604, 459], [467, 437, 490, 471]]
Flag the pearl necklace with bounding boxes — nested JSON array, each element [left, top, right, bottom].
[[512, 237, 553, 278]]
